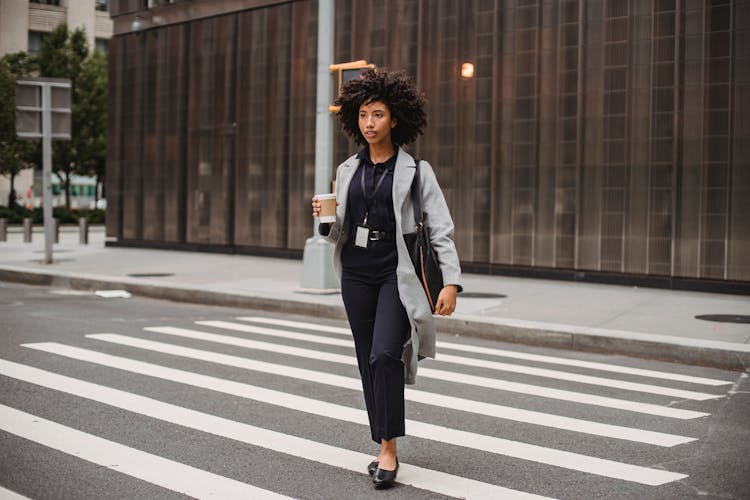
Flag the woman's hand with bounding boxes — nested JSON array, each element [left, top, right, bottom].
[[311, 195, 321, 217], [311, 195, 339, 218], [434, 285, 458, 316]]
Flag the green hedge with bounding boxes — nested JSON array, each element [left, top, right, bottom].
[[0, 205, 105, 224]]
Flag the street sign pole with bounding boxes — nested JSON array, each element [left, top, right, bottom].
[[15, 77, 71, 265], [41, 84, 53, 264], [300, 0, 339, 292]]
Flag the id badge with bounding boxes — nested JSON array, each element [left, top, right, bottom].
[[355, 225, 370, 248]]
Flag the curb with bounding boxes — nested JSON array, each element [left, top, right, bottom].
[[1, 266, 748, 372]]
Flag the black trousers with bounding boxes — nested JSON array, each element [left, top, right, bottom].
[[341, 269, 410, 443]]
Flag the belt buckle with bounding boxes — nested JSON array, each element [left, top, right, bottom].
[[369, 230, 380, 241]]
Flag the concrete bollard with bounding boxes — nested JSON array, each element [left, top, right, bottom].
[[54, 218, 60, 244], [0, 218, 7, 241], [23, 218, 32, 242], [79, 217, 89, 244]]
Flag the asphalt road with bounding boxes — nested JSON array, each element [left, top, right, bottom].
[[0, 281, 748, 499]]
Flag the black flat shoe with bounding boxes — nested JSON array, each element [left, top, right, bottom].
[[367, 460, 379, 476], [372, 459, 398, 489]]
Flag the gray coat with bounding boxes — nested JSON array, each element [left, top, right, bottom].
[[319, 147, 462, 384]]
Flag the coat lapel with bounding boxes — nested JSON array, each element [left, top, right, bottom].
[[392, 147, 416, 212], [336, 155, 360, 221]]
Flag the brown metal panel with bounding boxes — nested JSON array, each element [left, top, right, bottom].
[[534, 0, 558, 268], [106, 35, 124, 239], [162, 24, 188, 243], [625, 1, 655, 276], [235, 5, 291, 249], [674, 2, 704, 277], [470, 0, 496, 263], [261, 4, 292, 248], [122, 34, 144, 241], [454, 1, 477, 262], [415, 0, 440, 215], [286, 1, 318, 250], [511, 1, 538, 267], [186, 15, 236, 245], [491, 1, 515, 265], [727, 3, 750, 280], [186, 20, 210, 244], [142, 30, 164, 242], [235, 9, 268, 247], [578, 0, 605, 270], [699, 2, 732, 279], [553, 0, 580, 269]]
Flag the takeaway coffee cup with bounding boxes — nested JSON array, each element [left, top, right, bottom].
[[316, 193, 337, 223]]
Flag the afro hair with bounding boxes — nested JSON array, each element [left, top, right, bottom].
[[334, 68, 427, 146]]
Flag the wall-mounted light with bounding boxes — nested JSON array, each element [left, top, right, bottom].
[[131, 17, 143, 34], [461, 62, 475, 79]]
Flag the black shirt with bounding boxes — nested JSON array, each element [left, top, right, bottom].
[[341, 147, 398, 274]]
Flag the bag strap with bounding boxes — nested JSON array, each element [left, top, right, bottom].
[[410, 160, 424, 227]]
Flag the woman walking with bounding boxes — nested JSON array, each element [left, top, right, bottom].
[[311, 69, 462, 489]]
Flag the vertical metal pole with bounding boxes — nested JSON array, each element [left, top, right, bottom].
[[0, 218, 7, 242], [42, 84, 53, 264], [23, 218, 32, 242], [79, 217, 89, 244], [314, 0, 334, 199], [300, 0, 339, 292]]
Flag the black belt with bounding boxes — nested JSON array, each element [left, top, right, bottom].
[[368, 230, 394, 241]]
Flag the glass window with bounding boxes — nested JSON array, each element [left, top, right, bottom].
[[95, 38, 108, 53], [28, 31, 46, 54], [30, 0, 61, 5], [95, 0, 108, 12]]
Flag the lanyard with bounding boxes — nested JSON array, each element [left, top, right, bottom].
[[360, 162, 389, 226]]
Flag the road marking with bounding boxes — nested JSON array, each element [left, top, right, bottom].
[[143, 326, 709, 419], [17, 345, 688, 486], [198, 320, 353, 347], [78, 332, 695, 446], [0, 486, 30, 500], [237, 316, 352, 334], [0, 403, 291, 500], [201, 321, 721, 400], [0, 358, 551, 500], [237, 316, 733, 386]]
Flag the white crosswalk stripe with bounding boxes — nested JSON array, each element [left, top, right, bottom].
[[84, 332, 697, 447], [2, 313, 732, 498], [143, 325, 710, 419], [0, 359, 549, 500], [198, 320, 722, 400], [0, 486, 30, 500], [20, 341, 687, 485], [0, 402, 292, 500], [236, 316, 733, 386]]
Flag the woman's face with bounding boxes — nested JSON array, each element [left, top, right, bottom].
[[358, 100, 396, 147]]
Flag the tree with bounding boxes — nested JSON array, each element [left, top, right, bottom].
[[0, 54, 37, 208], [36, 23, 91, 209], [75, 50, 107, 203]]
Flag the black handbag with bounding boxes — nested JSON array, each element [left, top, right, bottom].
[[403, 160, 444, 312]]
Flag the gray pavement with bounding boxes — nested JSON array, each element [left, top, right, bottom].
[[1, 225, 749, 371]]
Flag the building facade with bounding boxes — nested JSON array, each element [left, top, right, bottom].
[[105, 0, 749, 290], [0, 0, 113, 207]]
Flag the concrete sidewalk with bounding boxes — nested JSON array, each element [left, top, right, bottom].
[[1, 226, 749, 370]]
